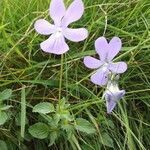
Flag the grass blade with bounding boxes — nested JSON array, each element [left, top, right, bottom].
[[21, 86, 26, 138]]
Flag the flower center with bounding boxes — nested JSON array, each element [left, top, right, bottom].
[[57, 27, 62, 33], [55, 27, 63, 38], [101, 62, 108, 71], [107, 80, 119, 93]]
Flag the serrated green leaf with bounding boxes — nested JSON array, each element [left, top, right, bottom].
[[53, 114, 61, 125], [61, 120, 74, 132], [75, 118, 96, 134], [33, 102, 54, 114], [49, 131, 58, 146], [0, 112, 8, 125], [59, 110, 73, 121], [29, 122, 49, 139], [101, 133, 114, 148], [0, 140, 8, 150], [0, 89, 12, 101]]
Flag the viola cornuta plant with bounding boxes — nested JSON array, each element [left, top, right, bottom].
[[34, 0, 88, 55], [1, 0, 150, 148], [84, 37, 128, 113], [84, 37, 127, 86]]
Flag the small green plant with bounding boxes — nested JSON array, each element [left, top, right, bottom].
[[0, 89, 13, 125], [29, 98, 96, 147]]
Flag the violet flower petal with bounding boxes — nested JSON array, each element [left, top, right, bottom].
[[40, 34, 69, 54], [95, 37, 108, 61], [91, 69, 109, 86], [84, 56, 103, 69], [49, 0, 66, 26], [105, 90, 125, 114], [109, 62, 127, 73], [63, 28, 88, 42], [105, 94, 117, 114], [34, 19, 56, 35], [62, 0, 84, 27], [107, 37, 122, 61]]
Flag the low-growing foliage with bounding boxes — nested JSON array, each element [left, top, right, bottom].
[[29, 99, 96, 146], [0, 89, 12, 125]]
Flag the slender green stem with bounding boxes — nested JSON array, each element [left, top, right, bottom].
[[59, 54, 64, 101]]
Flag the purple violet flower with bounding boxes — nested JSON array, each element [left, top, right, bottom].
[[83, 37, 127, 86], [103, 76, 125, 114], [34, 0, 88, 55]]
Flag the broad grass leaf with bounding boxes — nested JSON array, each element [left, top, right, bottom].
[[33, 102, 54, 114], [0, 140, 8, 150], [75, 118, 96, 134], [0, 112, 8, 125], [29, 122, 49, 139], [0, 89, 12, 101]]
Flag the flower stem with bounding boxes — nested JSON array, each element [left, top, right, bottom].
[[59, 54, 64, 101]]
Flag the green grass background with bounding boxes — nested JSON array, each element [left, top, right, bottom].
[[0, 0, 150, 149]]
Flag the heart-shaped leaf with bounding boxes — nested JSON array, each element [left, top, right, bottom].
[[33, 102, 54, 114]]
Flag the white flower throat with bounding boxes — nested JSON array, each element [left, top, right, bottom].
[[107, 80, 119, 93], [55, 27, 63, 38], [100, 62, 109, 72]]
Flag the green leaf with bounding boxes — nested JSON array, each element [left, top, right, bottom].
[[28, 122, 49, 139], [0, 112, 8, 125], [101, 133, 114, 148], [0, 89, 12, 101], [75, 118, 96, 134], [33, 102, 55, 114], [0, 140, 8, 150], [59, 110, 73, 121], [49, 131, 58, 146], [53, 114, 61, 125], [61, 120, 74, 132]]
